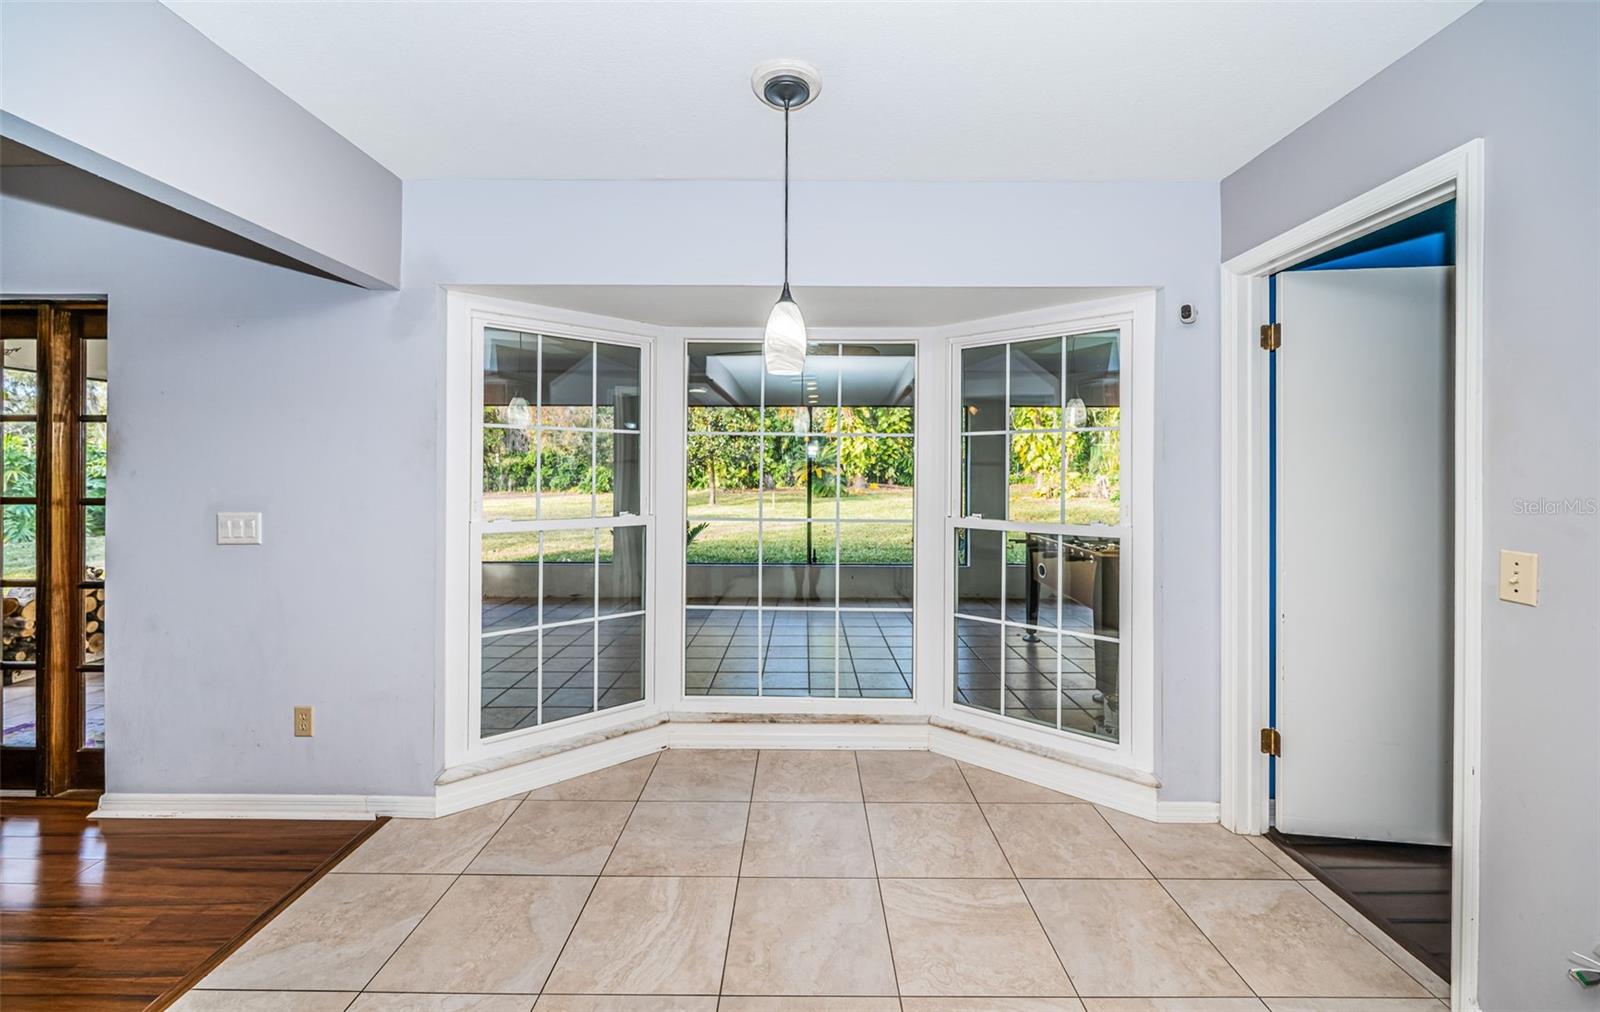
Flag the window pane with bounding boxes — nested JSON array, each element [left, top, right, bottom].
[[83, 588, 105, 665], [955, 618, 1002, 716], [3, 422, 37, 496], [685, 521, 757, 605], [482, 425, 537, 522], [482, 533, 539, 634], [3, 587, 37, 665], [760, 609, 815, 695], [1009, 337, 1063, 429], [955, 527, 1003, 619], [598, 527, 645, 616], [686, 608, 758, 696], [1009, 432, 1063, 524], [1064, 428, 1121, 526], [763, 343, 840, 427], [1066, 330, 1120, 410], [764, 436, 837, 519], [840, 523, 912, 609], [838, 436, 912, 520], [82, 669, 105, 748], [687, 342, 762, 432], [82, 337, 108, 415], [960, 343, 1007, 431], [1063, 633, 1119, 742], [2, 506, 35, 580], [841, 344, 914, 418], [597, 614, 644, 710], [83, 421, 107, 498], [1004, 624, 1058, 731], [538, 430, 595, 519], [3, 667, 35, 747], [540, 622, 596, 725], [85, 505, 106, 580], [762, 523, 836, 606], [850, 610, 912, 698], [595, 342, 641, 431], [3, 337, 38, 414], [542, 528, 596, 623], [960, 435, 1006, 520], [1060, 536, 1121, 640], [686, 435, 760, 517], [597, 431, 641, 517], [540, 336, 595, 428], [484, 329, 539, 422]]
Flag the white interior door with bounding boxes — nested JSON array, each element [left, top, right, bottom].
[[1276, 266, 1453, 845]]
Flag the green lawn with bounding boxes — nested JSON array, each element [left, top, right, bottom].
[[480, 484, 1117, 565]]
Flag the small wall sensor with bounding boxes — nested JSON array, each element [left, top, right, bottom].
[[1179, 304, 1199, 325]]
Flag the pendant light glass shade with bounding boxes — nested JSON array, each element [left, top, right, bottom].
[[764, 284, 807, 375]]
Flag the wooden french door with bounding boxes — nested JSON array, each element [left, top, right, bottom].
[[2, 301, 107, 794]]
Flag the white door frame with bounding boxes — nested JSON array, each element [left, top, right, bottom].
[[1217, 139, 1484, 1006]]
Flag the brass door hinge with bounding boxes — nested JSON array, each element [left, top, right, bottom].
[[1259, 322, 1282, 352], [1260, 727, 1281, 757]]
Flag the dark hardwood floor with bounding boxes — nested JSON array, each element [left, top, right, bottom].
[[1270, 830, 1452, 982], [0, 798, 380, 1011]]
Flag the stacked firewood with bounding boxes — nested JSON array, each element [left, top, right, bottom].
[[84, 571, 105, 662], [3, 589, 37, 665]]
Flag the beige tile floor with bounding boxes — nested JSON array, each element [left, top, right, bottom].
[[176, 750, 1449, 1012]]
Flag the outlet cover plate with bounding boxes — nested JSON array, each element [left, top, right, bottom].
[[217, 512, 263, 545]]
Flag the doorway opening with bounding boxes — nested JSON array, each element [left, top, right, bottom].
[[2, 300, 108, 795], [1219, 139, 1484, 1006], [1266, 200, 1456, 981]]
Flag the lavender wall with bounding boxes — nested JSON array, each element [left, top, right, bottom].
[[1221, 4, 1600, 1008]]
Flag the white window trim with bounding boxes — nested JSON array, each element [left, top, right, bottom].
[[443, 291, 1155, 788], [939, 292, 1158, 779], [443, 291, 662, 768]]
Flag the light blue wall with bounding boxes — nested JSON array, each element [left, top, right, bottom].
[[0, 175, 1224, 802], [0, 1, 401, 288], [1222, 3, 1600, 1008]]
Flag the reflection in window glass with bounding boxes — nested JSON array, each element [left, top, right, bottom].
[[480, 329, 648, 738], [951, 325, 1123, 743], [686, 342, 915, 698]]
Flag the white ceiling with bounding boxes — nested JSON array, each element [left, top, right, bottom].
[[455, 285, 1136, 328], [164, 1, 1476, 182]]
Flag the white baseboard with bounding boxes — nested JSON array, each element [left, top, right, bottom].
[[92, 792, 434, 820], [91, 718, 1217, 826], [1153, 800, 1222, 823], [433, 722, 670, 817]]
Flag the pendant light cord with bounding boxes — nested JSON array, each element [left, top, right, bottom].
[[782, 99, 791, 290]]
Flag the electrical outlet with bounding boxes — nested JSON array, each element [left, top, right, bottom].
[[293, 706, 314, 737], [1498, 549, 1538, 606]]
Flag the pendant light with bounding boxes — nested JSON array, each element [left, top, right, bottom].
[[753, 61, 821, 376]]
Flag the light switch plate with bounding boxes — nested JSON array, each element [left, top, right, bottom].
[[217, 512, 263, 545], [1498, 549, 1538, 606]]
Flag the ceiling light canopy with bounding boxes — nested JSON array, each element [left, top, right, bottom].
[[754, 60, 821, 376]]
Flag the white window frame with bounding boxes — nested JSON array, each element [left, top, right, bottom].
[[444, 292, 660, 767], [939, 293, 1157, 779]]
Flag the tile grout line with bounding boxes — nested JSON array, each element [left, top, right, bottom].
[[524, 750, 661, 1001], [956, 759, 1081, 1002], [1092, 804, 1263, 1002], [854, 750, 906, 1012], [715, 750, 759, 999], [350, 796, 527, 995]]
